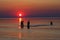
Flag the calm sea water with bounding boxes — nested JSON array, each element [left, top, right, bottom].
[[0, 18, 60, 40]]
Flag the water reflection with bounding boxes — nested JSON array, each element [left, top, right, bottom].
[[18, 30, 32, 40], [18, 18, 22, 29], [18, 32, 22, 40], [18, 18, 22, 25], [18, 18, 23, 40], [0, 18, 60, 40]]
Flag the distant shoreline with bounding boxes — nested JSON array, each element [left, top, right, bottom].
[[0, 17, 60, 20]]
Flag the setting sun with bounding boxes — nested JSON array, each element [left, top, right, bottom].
[[19, 14, 22, 16], [17, 10, 25, 17]]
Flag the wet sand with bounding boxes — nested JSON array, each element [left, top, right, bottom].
[[0, 18, 60, 40], [0, 25, 60, 40]]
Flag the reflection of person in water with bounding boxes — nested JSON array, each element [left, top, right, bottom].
[[50, 21, 53, 26], [21, 21, 24, 29], [27, 21, 30, 29]]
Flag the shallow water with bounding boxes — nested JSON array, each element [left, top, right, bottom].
[[0, 18, 60, 40]]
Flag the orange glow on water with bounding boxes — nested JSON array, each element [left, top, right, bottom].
[[19, 18, 22, 23], [18, 26, 21, 29], [18, 18, 22, 29], [18, 32, 22, 39]]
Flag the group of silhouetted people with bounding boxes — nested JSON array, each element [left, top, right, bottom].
[[20, 20, 53, 29], [21, 21, 30, 29]]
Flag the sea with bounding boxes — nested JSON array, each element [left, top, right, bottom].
[[0, 17, 60, 40]]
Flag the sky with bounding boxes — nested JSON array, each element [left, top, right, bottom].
[[0, 0, 60, 18]]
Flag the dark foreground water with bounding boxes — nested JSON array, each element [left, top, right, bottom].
[[0, 18, 60, 40]]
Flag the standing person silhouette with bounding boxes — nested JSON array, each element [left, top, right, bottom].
[[27, 21, 30, 29], [50, 21, 53, 26], [21, 21, 24, 29]]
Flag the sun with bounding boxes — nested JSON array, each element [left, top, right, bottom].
[[19, 13, 22, 16], [17, 10, 24, 17]]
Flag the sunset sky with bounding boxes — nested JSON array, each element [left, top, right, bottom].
[[0, 0, 60, 18]]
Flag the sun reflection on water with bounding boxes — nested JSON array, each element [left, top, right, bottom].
[[19, 18, 22, 23], [18, 18, 23, 39], [18, 18, 22, 29], [18, 32, 22, 40]]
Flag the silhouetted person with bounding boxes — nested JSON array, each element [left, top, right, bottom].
[[27, 21, 30, 29], [50, 21, 53, 26], [21, 21, 24, 29]]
